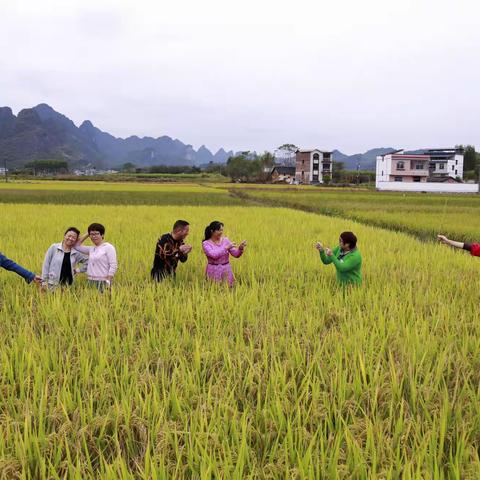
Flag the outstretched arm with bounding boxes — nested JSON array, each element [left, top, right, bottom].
[[0, 252, 36, 283], [437, 235, 464, 249], [438, 235, 480, 256]]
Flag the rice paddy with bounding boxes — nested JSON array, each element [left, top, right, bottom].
[[1, 182, 479, 478]]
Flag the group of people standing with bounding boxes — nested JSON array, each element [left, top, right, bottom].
[[150, 219, 247, 287], [0, 219, 248, 291], [0, 222, 117, 290], [40, 222, 118, 291], [2, 222, 479, 290]]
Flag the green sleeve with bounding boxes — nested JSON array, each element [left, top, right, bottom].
[[331, 251, 361, 273], [319, 250, 333, 265]]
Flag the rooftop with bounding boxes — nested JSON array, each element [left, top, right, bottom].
[[296, 149, 332, 154], [272, 166, 295, 175]]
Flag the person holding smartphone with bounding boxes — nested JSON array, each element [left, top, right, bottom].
[[315, 231, 362, 286]]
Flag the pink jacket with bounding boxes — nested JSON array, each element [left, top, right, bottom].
[[74, 242, 118, 280], [202, 237, 243, 264]]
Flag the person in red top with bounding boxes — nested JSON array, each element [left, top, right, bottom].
[[437, 235, 480, 256]]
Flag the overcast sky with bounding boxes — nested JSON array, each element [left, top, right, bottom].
[[1, 0, 479, 154]]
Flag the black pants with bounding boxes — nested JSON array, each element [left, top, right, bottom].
[[151, 268, 175, 282]]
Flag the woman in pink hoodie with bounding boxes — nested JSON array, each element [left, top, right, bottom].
[[75, 223, 118, 292], [202, 221, 247, 287]]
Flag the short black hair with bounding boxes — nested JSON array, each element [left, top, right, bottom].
[[64, 227, 80, 237], [88, 223, 105, 236], [340, 231, 357, 248], [173, 220, 189, 231]]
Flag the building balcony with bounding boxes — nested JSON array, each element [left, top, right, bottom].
[[392, 168, 429, 176]]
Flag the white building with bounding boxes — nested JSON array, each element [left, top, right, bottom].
[[376, 148, 478, 193]]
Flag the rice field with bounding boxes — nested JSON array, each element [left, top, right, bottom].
[[0, 182, 240, 206], [230, 186, 480, 242], [1, 182, 480, 478]]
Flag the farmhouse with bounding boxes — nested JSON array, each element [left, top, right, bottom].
[[270, 166, 296, 184], [295, 149, 332, 185], [375, 147, 478, 193]]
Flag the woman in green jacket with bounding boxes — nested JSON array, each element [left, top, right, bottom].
[[315, 231, 362, 285]]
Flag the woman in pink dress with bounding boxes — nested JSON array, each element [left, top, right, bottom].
[[202, 221, 247, 287]]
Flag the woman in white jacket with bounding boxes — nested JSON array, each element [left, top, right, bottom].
[[41, 227, 88, 290]]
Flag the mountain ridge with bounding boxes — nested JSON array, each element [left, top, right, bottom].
[[0, 104, 233, 168]]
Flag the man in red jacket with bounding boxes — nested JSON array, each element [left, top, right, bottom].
[[437, 235, 480, 256]]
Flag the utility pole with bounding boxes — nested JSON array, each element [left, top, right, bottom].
[[477, 157, 480, 194], [3, 158, 7, 183], [356, 161, 360, 186]]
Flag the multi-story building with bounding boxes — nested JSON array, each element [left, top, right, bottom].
[[376, 150, 430, 184], [426, 148, 464, 179], [375, 147, 477, 192], [295, 149, 332, 184], [376, 148, 464, 184]]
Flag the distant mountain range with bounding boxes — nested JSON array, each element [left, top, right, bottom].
[[0, 103, 412, 172], [0, 104, 233, 169], [332, 148, 398, 171]]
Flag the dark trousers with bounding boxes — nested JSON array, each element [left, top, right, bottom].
[[151, 268, 175, 282]]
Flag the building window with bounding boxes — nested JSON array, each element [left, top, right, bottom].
[[313, 153, 319, 161], [394, 176, 403, 182], [396, 161, 405, 170], [413, 176, 421, 182], [455, 170, 458, 175], [381, 171, 384, 176], [456, 160, 458, 165], [452, 165, 455, 171], [439, 163, 444, 170], [313, 170, 318, 175], [415, 163, 424, 170]]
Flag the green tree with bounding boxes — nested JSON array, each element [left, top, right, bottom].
[[277, 144, 298, 167], [258, 151, 275, 182], [278, 144, 298, 152], [332, 161, 346, 183], [225, 155, 263, 183], [122, 162, 137, 173], [25, 159, 68, 175], [464, 145, 476, 171]]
